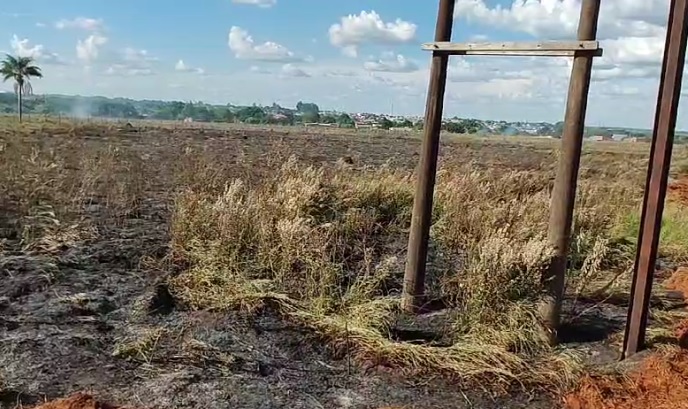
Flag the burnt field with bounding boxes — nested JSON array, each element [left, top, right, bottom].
[[2, 119, 688, 409]]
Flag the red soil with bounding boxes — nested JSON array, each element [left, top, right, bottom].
[[564, 265, 688, 409], [564, 350, 688, 409], [666, 267, 688, 299], [31, 393, 120, 409], [666, 268, 688, 349], [668, 177, 688, 206]]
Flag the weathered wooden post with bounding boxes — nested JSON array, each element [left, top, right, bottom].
[[541, 0, 601, 339], [401, 0, 455, 312], [622, 0, 688, 359]]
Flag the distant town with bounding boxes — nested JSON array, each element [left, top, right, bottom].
[[2, 92, 684, 141]]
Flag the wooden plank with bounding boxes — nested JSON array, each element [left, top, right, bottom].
[[422, 40, 602, 56], [453, 49, 603, 57], [422, 40, 599, 51]]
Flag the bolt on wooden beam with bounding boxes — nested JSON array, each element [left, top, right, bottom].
[[401, 0, 455, 313], [622, 0, 688, 360], [541, 0, 601, 342]]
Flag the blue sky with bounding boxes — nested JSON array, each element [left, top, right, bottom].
[[0, 0, 686, 128]]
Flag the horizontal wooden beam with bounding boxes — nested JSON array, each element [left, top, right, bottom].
[[442, 49, 603, 57], [422, 41, 603, 57]]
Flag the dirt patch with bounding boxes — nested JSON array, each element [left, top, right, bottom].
[[666, 268, 688, 349], [669, 177, 688, 206], [31, 393, 120, 409], [666, 268, 688, 299], [674, 320, 688, 349], [563, 264, 688, 408], [564, 350, 688, 409]]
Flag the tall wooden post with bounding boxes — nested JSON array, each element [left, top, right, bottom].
[[401, 0, 455, 313], [622, 0, 688, 359], [542, 0, 601, 338]]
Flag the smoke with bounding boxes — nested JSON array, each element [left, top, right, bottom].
[[70, 98, 92, 119]]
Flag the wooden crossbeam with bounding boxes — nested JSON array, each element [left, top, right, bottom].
[[421, 40, 603, 57]]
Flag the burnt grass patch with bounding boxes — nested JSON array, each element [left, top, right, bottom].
[[1, 120, 687, 408]]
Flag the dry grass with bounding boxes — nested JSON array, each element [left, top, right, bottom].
[[3, 118, 688, 397], [168, 147, 650, 390], [0, 125, 147, 247]]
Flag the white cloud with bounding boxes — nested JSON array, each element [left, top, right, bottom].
[[55, 17, 104, 31], [228, 26, 300, 62], [122, 47, 158, 66], [280, 63, 310, 77], [447, 59, 485, 83], [469, 34, 489, 42], [325, 69, 359, 77], [454, 0, 668, 40], [453, 0, 672, 84], [10, 35, 65, 65], [232, 0, 276, 8], [175, 59, 205, 74], [74, 38, 157, 79], [341, 46, 359, 58], [102, 47, 160, 76], [247, 63, 310, 77], [329, 11, 417, 57], [11, 35, 45, 59], [454, 0, 579, 39], [364, 53, 419, 73], [175, 60, 189, 71], [250, 65, 271, 74], [104, 65, 154, 77], [600, 36, 665, 66], [76, 34, 107, 62]]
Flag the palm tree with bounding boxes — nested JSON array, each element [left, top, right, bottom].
[[0, 54, 43, 122]]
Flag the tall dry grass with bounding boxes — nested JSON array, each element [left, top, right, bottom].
[[0, 129, 147, 254], [168, 150, 645, 390]]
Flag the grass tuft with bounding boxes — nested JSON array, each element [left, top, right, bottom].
[[168, 156, 643, 390]]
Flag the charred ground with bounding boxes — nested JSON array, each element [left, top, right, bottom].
[[1, 120, 688, 409]]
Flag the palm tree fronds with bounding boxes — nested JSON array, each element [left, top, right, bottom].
[[1, 54, 43, 122], [3, 54, 18, 66], [0, 55, 43, 83], [25, 66, 42, 78]]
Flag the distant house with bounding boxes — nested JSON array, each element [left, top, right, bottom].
[[354, 121, 378, 129], [590, 134, 612, 141], [304, 123, 339, 128], [612, 133, 629, 141]]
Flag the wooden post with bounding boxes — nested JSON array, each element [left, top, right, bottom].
[[542, 0, 601, 339], [622, 0, 688, 359], [401, 0, 455, 313]]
